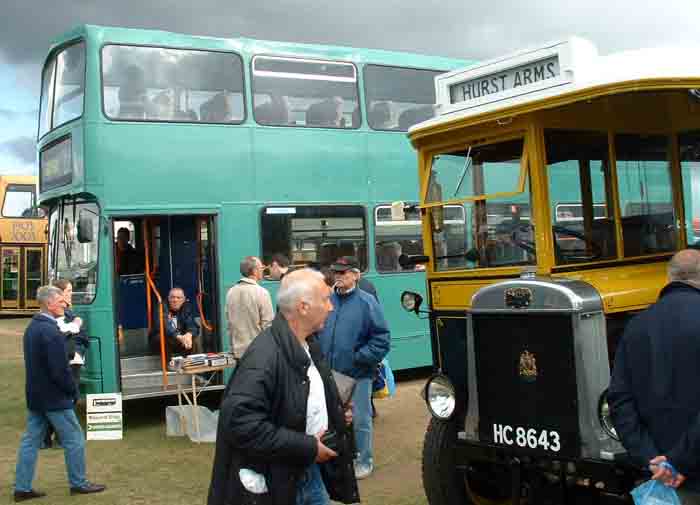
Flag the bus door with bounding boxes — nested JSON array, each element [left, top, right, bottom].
[[0, 245, 44, 311], [1, 247, 20, 309]]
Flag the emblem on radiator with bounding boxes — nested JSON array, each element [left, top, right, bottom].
[[519, 350, 538, 382], [504, 287, 532, 308]]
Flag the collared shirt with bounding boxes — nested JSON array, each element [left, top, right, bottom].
[[226, 277, 274, 358], [37, 311, 56, 323], [302, 341, 328, 436]]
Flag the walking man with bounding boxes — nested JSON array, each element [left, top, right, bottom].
[[225, 256, 274, 358], [14, 285, 105, 502], [609, 249, 700, 503], [318, 256, 390, 479], [208, 269, 359, 505]]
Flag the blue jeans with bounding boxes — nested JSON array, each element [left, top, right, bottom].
[[15, 409, 88, 491], [296, 463, 328, 505], [352, 377, 373, 467]]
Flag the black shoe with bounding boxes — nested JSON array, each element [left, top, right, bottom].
[[13, 490, 46, 502], [69, 483, 106, 495]]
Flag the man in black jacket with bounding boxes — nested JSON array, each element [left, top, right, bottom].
[[609, 249, 700, 503], [208, 269, 359, 505], [149, 287, 200, 357], [13, 286, 105, 502]]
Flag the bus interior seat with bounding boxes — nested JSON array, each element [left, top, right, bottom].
[[376, 242, 401, 271], [118, 65, 147, 119], [351, 106, 361, 128], [369, 102, 392, 129], [398, 105, 435, 130], [319, 243, 340, 266], [306, 99, 339, 127], [255, 98, 289, 125], [621, 212, 676, 256], [201, 92, 234, 122]]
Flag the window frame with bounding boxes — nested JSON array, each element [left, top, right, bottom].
[[259, 204, 368, 275], [37, 38, 86, 140], [363, 63, 445, 132], [250, 53, 361, 130], [99, 42, 247, 125], [1, 184, 38, 219]]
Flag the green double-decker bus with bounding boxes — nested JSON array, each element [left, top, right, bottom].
[[36, 25, 468, 399]]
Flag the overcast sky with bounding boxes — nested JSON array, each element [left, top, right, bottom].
[[1, 0, 700, 175]]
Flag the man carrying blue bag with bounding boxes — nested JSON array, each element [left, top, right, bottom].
[[609, 249, 700, 504]]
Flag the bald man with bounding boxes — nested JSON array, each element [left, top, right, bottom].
[[609, 249, 700, 503]]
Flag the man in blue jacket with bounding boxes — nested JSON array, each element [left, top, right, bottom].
[[319, 256, 390, 480], [609, 249, 700, 503], [13, 285, 105, 502]]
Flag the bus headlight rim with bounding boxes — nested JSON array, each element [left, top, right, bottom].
[[598, 388, 620, 441], [424, 374, 456, 420]]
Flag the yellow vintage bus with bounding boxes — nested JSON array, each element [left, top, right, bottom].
[[398, 38, 700, 504], [0, 176, 47, 314]]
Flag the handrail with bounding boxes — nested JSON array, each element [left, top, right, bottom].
[[143, 219, 168, 386], [196, 217, 214, 332]]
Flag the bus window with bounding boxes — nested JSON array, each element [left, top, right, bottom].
[[261, 206, 367, 271], [427, 138, 534, 271], [38, 41, 85, 137], [679, 131, 700, 247], [375, 205, 424, 272], [2, 184, 37, 218], [252, 56, 359, 129], [545, 130, 617, 264], [102, 45, 245, 123], [364, 65, 441, 131], [50, 200, 99, 303], [615, 134, 677, 257]]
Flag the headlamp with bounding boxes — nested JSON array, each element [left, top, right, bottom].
[[424, 374, 456, 420]]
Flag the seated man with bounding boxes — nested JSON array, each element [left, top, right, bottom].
[[149, 287, 200, 357]]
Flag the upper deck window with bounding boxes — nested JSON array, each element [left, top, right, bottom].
[[615, 134, 677, 257], [364, 65, 441, 131], [252, 56, 359, 128], [39, 41, 85, 138], [102, 45, 245, 123], [545, 130, 617, 264], [427, 138, 535, 271]]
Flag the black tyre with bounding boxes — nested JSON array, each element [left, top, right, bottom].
[[422, 418, 513, 505]]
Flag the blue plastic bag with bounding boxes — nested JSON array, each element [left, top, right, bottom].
[[630, 479, 681, 505], [372, 358, 396, 398]]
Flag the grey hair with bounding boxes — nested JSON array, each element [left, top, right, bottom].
[[240, 256, 259, 277], [37, 285, 63, 305], [277, 269, 325, 315], [668, 249, 700, 282]]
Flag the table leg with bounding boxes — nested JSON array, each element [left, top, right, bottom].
[[192, 374, 200, 443], [177, 380, 187, 437]]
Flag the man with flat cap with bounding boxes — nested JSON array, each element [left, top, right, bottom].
[[318, 256, 390, 480]]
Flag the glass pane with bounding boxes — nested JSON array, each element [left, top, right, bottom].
[[52, 201, 99, 303], [679, 131, 700, 247], [364, 65, 440, 131], [53, 42, 85, 126], [102, 45, 245, 123], [261, 206, 366, 270], [2, 185, 36, 218], [545, 130, 617, 264], [375, 205, 424, 273], [2, 249, 19, 301], [26, 250, 43, 300], [615, 134, 676, 256], [252, 56, 359, 128], [39, 58, 56, 137]]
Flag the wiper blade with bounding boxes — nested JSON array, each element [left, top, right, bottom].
[[452, 146, 472, 198]]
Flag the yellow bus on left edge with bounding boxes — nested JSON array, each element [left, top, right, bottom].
[[0, 176, 47, 314]]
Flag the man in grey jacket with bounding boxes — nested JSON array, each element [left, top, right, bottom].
[[226, 256, 274, 358]]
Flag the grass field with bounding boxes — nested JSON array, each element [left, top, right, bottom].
[[0, 318, 430, 505]]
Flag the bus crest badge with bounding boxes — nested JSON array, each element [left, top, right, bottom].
[[519, 350, 537, 382], [505, 287, 532, 309]]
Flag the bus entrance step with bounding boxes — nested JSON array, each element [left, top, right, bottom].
[[120, 355, 164, 374], [121, 370, 191, 390]]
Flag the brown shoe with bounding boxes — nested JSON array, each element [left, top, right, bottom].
[[13, 489, 46, 502], [69, 482, 106, 495]]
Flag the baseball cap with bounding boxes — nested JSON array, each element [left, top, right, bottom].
[[330, 256, 360, 272]]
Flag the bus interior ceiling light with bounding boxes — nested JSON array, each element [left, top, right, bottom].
[[425, 375, 456, 420], [401, 290, 423, 313]]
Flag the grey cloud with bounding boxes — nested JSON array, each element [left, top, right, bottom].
[[0, 137, 36, 164]]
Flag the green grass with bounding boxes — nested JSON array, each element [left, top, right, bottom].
[[0, 319, 429, 505]]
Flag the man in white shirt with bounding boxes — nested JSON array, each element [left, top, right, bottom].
[[225, 256, 274, 358]]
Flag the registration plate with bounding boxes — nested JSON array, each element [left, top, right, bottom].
[[492, 424, 561, 452]]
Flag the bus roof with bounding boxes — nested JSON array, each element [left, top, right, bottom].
[[49, 24, 467, 71], [410, 37, 700, 136]]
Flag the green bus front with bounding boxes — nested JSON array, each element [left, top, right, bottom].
[[37, 25, 468, 398]]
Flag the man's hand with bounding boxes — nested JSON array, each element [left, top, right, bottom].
[[73, 316, 83, 328], [314, 430, 337, 463], [178, 333, 193, 350], [344, 401, 353, 426], [649, 455, 687, 488]]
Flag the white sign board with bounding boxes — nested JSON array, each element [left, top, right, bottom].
[[86, 393, 123, 440]]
